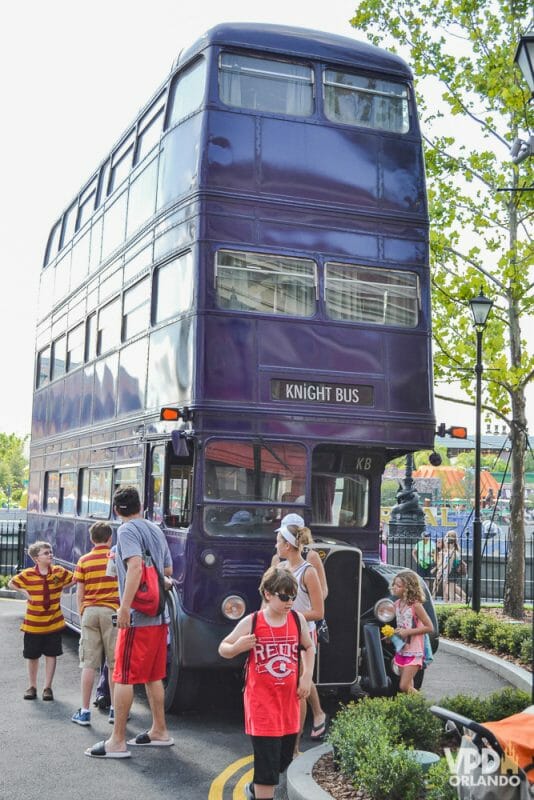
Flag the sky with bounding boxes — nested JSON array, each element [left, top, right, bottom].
[[0, 0, 530, 441]]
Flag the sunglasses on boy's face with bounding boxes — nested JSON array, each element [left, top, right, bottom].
[[274, 591, 296, 602]]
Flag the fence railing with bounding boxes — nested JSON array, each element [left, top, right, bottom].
[[386, 534, 534, 604], [0, 520, 26, 576]]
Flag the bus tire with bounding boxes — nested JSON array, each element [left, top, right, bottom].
[[164, 588, 199, 713]]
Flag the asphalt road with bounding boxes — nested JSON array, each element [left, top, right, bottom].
[[0, 599, 514, 800]]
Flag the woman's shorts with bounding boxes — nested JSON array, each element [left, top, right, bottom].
[[23, 631, 63, 659]]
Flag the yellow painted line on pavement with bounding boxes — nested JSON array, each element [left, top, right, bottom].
[[208, 754, 254, 800], [233, 766, 254, 800]]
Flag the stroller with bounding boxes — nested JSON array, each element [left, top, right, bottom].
[[430, 705, 534, 800]]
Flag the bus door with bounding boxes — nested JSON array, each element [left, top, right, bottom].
[[314, 543, 362, 686], [146, 441, 193, 530]]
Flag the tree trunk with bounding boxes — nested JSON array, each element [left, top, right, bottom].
[[503, 194, 527, 619]]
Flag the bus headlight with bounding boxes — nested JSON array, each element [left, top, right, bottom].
[[374, 598, 396, 623], [221, 595, 246, 620], [200, 549, 217, 567]]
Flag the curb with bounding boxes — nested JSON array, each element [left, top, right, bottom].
[[439, 638, 532, 694], [0, 589, 24, 599], [286, 640, 533, 800], [287, 743, 332, 800]]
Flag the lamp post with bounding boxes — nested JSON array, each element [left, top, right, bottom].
[[514, 28, 534, 99], [469, 289, 493, 613]]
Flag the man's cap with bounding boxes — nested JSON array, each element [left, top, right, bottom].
[[275, 512, 304, 532], [422, 531, 430, 537], [225, 510, 253, 526]]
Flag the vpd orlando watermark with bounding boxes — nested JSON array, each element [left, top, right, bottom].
[[444, 743, 524, 790]]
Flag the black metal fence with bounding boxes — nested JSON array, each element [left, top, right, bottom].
[[387, 534, 534, 604], [0, 520, 26, 576]]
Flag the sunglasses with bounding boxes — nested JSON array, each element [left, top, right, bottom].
[[274, 591, 296, 602]]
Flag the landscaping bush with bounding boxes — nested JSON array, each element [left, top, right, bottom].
[[520, 635, 533, 667], [354, 737, 425, 800], [485, 687, 530, 721], [0, 575, 11, 589], [436, 687, 530, 724], [425, 757, 457, 800], [506, 623, 532, 657], [458, 610, 480, 641], [489, 622, 514, 653], [473, 616, 496, 647], [441, 610, 464, 638], [384, 692, 441, 752]]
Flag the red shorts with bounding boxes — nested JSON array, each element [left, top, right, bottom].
[[112, 624, 168, 685]]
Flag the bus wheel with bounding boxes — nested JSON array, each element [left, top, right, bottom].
[[164, 588, 199, 713]]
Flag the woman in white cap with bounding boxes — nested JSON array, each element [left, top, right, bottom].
[[273, 518, 327, 753]]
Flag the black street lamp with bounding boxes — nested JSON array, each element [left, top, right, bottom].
[[514, 29, 534, 98], [469, 289, 493, 613]]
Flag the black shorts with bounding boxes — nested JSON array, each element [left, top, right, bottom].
[[250, 733, 297, 787], [23, 631, 63, 659]]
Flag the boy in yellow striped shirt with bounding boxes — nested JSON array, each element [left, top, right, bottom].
[[9, 541, 73, 700]]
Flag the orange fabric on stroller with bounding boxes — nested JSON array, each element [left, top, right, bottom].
[[483, 709, 534, 785]]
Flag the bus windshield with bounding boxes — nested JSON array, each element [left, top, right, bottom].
[[203, 439, 306, 537], [311, 445, 371, 527]]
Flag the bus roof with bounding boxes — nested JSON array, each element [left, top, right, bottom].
[[179, 22, 413, 80]]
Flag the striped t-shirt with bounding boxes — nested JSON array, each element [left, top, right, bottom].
[[11, 564, 73, 634], [73, 544, 119, 612]]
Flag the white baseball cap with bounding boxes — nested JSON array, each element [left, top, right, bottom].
[[275, 512, 304, 532]]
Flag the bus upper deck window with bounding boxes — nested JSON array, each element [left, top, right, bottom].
[[219, 53, 313, 117], [167, 58, 206, 129], [323, 69, 409, 133], [325, 263, 419, 327], [216, 250, 316, 317]]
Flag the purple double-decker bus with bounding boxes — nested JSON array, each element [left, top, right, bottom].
[[28, 23, 437, 709]]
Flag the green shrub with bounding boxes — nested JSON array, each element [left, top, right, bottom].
[[354, 738, 425, 800], [436, 687, 530, 724], [385, 692, 441, 752], [474, 617, 496, 647], [506, 623, 532, 657], [485, 687, 530, 721], [0, 575, 11, 589], [489, 621, 512, 653], [442, 610, 464, 638], [425, 757, 457, 800], [520, 635, 533, 666], [437, 692, 490, 721], [458, 610, 480, 641], [328, 701, 398, 778]]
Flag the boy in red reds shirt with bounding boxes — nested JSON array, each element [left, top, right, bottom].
[[219, 566, 314, 800], [8, 540, 73, 701], [71, 522, 120, 726]]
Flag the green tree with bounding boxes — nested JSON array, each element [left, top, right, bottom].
[[351, 0, 533, 618], [0, 433, 28, 501]]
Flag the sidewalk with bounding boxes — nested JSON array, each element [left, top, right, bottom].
[[286, 639, 532, 800]]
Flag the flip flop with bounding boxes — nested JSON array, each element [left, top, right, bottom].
[[310, 714, 329, 740], [127, 731, 175, 747], [85, 740, 131, 759]]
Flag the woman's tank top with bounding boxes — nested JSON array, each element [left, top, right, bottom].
[[291, 560, 315, 633]]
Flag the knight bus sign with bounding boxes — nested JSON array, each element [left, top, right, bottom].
[[271, 379, 374, 406], [27, 23, 438, 711]]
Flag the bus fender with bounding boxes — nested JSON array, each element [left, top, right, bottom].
[[362, 623, 390, 694]]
